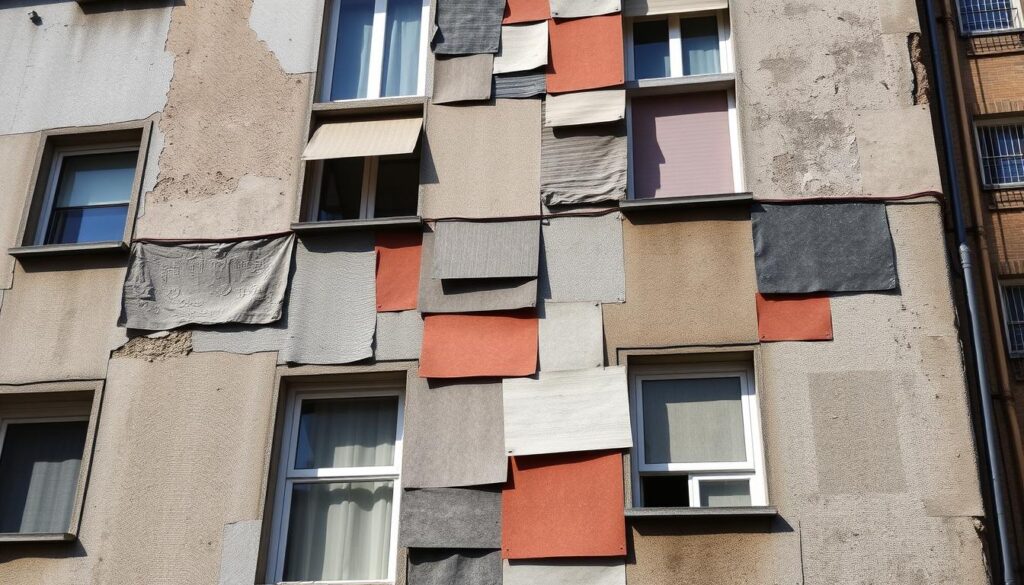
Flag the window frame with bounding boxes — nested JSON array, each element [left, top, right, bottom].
[[999, 280, 1024, 358], [0, 381, 103, 543], [307, 150, 420, 222], [319, 0, 432, 103], [957, 0, 1024, 35], [266, 383, 405, 585], [973, 118, 1024, 189], [624, 10, 733, 82], [628, 362, 767, 508], [33, 143, 141, 247], [14, 121, 152, 255]]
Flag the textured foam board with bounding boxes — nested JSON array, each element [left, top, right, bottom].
[[399, 487, 503, 548], [541, 122, 627, 206], [432, 0, 505, 54], [755, 293, 833, 341], [493, 71, 547, 98], [493, 22, 549, 75], [420, 311, 538, 378], [409, 549, 502, 585], [539, 302, 605, 371], [504, 559, 626, 585], [374, 311, 424, 361], [432, 220, 540, 279], [433, 54, 495, 104], [546, 15, 624, 94], [539, 213, 625, 303]]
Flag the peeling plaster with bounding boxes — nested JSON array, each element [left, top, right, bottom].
[[135, 0, 312, 239], [0, 2, 174, 136], [249, 0, 324, 74], [112, 330, 193, 362]]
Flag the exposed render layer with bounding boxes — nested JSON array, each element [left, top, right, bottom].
[[0, 2, 174, 136]]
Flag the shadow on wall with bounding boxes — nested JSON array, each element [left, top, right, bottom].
[[624, 514, 795, 564], [0, 539, 89, 562], [2, 0, 183, 15]]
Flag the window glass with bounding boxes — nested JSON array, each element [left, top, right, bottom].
[[681, 16, 720, 75], [1004, 285, 1024, 355], [979, 124, 1024, 186], [331, 0, 376, 100], [294, 397, 398, 469], [0, 421, 88, 534], [319, 158, 366, 221], [373, 155, 420, 217], [960, 0, 1016, 33], [282, 480, 394, 582], [642, 377, 745, 464], [640, 474, 689, 508], [381, 0, 424, 97], [46, 151, 136, 245], [632, 19, 671, 79], [699, 479, 751, 507]]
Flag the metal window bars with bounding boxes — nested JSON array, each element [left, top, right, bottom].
[[1002, 285, 1024, 356], [978, 124, 1024, 187], [958, 0, 1022, 33]]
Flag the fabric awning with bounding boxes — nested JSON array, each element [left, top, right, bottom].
[[301, 117, 423, 160], [623, 0, 728, 16]]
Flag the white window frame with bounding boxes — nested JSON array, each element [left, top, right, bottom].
[[957, 0, 1023, 34], [320, 0, 431, 103], [973, 118, 1024, 189], [624, 10, 732, 81], [33, 143, 139, 246], [267, 384, 405, 585], [308, 151, 420, 221], [628, 363, 767, 508], [0, 415, 91, 535], [999, 280, 1024, 358]]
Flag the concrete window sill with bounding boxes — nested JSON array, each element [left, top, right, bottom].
[[625, 73, 736, 97], [312, 96, 427, 116], [0, 532, 76, 543], [619, 192, 753, 212], [8, 240, 128, 258], [291, 216, 423, 234], [625, 506, 778, 518]]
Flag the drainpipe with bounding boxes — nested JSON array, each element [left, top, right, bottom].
[[923, 1, 1018, 582]]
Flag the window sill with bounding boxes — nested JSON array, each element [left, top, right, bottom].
[[962, 27, 1024, 38], [626, 73, 736, 97], [619, 192, 753, 211], [291, 216, 423, 234], [312, 96, 427, 116], [8, 240, 128, 258], [625, 506, 777, 518], [0, 532, 76, 543]]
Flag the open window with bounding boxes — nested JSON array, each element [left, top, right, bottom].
[[319, 0, 431, 102], [300, 116, 422, 223], [628, 362, 767, 508], [625, 10, 732, 81]]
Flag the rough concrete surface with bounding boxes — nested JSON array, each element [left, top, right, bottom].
[[0, 131, 39, 289], [736, 2, 933, 197], [112, 330, 193, 362], [249, 0, 324, 74], [135, 0, 312, 239], [0, 352, 278, 585], [603, 208, 758, 364], [0, 1, 174, 136], [0, 258, 127, 385]]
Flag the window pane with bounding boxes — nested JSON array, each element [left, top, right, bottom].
[[295, 397, 398, 469], [633, 19, 670, 79], [373, 155, 420, 217], [318, 158, 365, 220], [642, 377, 746, 464], [46, 205, 129, 245], [1004, 285, 1024, 354], [699, 478, 751, 507], [979, 124, 1024, 186], [681, 16, 720, 75], [960, 0, 1016, 32], [0, 421, 88, 534], [381, 0, 423, 97], [331, 0, 375, 100], [283, 481, 394, 582], [640, 474, 689, 507], [54, 151, 137, 207]]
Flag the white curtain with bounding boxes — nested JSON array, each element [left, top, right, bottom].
[[681, 16, 720, 76], [294, 397, 398, 469], [0, 421, 87, 534], [332, 0, 375, 100], [283, 481, 394, 581], [642, 378, 745, 464], [381, 0, 423, 97]]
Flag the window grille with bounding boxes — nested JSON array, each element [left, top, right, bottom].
[[1001, 284, 1024, 357], [958, 0, 1021, 33], [978, 124, 1024, 187]]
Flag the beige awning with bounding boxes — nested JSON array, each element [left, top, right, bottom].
[[301, 117, 423, 160], [623, 0, 727, 16]]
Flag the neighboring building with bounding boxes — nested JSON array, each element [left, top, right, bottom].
[[0, 1, 993, 585], [928, 0, 1024, 581]]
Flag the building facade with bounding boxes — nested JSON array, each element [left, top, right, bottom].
[[0, 0, 994, 584]]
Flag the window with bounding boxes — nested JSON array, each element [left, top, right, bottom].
[[0, 419, 89, 534], [958, 0, 1022, 34], [267, 386, 404, 583], [313, 152, 420, 221], [320, 0, 431, 102], [1000, 283, 1024, 357], [629, 363, 767, 508], [976, 122, 1024, 188], [625, 11, 731, 81]]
